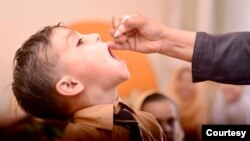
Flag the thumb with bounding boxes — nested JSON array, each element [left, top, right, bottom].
[[114, 14, 147, 37]]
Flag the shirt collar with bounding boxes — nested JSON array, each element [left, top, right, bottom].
[[72, 97, 135, 130]]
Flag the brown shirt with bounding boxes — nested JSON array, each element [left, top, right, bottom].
[[60, 98, 166, 141]]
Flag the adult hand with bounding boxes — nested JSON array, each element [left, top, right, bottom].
[[109, 14, 196, 62], [109, 14, 168, 53]]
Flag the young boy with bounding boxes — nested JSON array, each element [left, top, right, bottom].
[[12, 24, 166, 141]]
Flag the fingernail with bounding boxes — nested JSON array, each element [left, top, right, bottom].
[[114, 30, 121, 38], [121, 15, 132, 23], [118, 24, 125, 33], [114, 24, 126, 38]]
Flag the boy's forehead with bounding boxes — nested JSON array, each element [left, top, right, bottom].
[[50, 27, 78, 46], [52, 27, 73, 38]]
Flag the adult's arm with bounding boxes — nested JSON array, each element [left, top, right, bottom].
[[110, 14, 250, 84], [193, 32, 250, 84]]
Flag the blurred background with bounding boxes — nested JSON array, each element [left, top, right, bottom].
[[1, 0, 250, 140]]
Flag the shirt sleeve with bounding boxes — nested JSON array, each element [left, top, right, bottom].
[[192, 32, 250, 84]]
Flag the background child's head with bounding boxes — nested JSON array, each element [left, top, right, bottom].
[[220, 84, 244, 104], [12, 25, 130, 121], [134, 91, 184, 141]]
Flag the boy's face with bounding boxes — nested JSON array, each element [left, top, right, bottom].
[[51, 27, 130, 93]]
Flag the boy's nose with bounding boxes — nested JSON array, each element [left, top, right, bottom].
[[86, 33, 100, 42]]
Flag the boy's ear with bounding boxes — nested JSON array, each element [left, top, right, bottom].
[[56, 76, 84, 96]]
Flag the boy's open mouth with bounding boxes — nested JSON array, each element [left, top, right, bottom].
[[108, 47, 120, 60]]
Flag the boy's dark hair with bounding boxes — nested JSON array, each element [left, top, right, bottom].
[[141, 92, 177, 110], [12, 25, 70, 121]]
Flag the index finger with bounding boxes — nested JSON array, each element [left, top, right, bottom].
[[112, 16, 121, 29]]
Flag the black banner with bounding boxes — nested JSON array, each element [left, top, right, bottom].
[[202, 125, 250, 141]]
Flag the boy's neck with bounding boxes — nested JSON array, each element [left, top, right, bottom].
[[86, 85, 118, 105], [68, 85, 119, 116]]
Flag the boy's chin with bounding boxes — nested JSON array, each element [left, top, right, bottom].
[[120, 71, 131, 81], [115, 72, 130, 85]]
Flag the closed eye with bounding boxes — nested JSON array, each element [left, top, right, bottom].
[[76, 38, 83, 47]]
